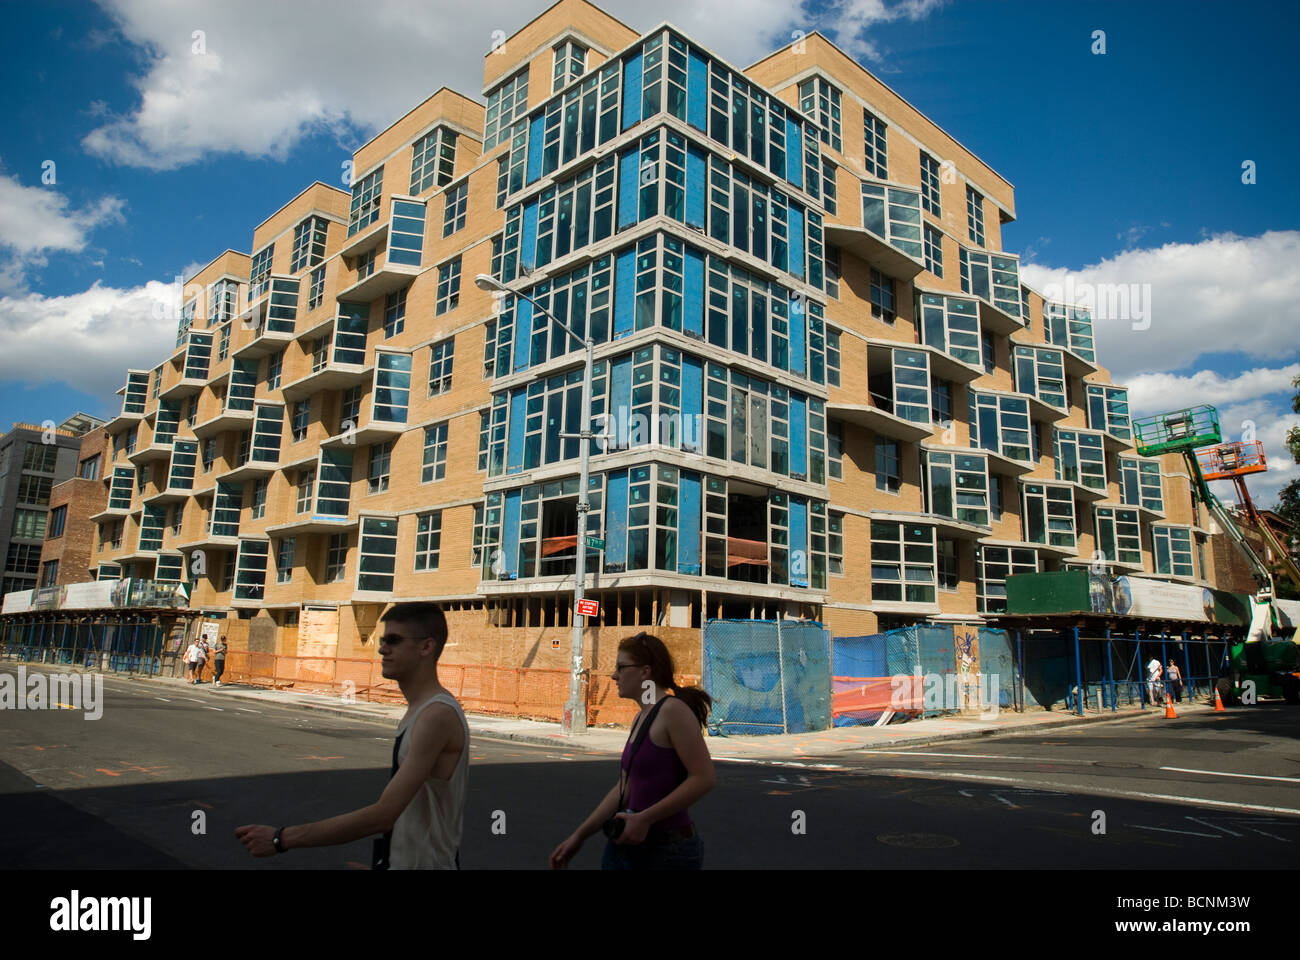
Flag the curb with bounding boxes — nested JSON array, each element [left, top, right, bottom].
[[7, 661, 1222, 761]]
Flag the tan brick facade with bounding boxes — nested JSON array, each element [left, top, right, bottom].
[[79, 0, 1245, 695]]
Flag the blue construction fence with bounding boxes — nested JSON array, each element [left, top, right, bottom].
[[703, 620, 1027, 735], [831, 626, 1021, 726], [0, 614, 175, 675], [702, 619, 831, 736]]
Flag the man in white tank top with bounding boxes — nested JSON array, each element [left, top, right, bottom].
[[236, 603, 468, 869]]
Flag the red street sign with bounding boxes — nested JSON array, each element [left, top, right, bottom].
[[577, 598, 600, 617]]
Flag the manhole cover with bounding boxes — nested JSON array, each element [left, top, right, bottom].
[[876, 833, 959, 848]]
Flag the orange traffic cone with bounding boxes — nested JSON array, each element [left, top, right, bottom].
[[1214, 687, 1225, 712], [1164, 694, 1177, 719]]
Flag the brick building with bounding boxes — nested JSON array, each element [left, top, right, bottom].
[[0, 415, 105, 601], [37, 428, 112, 587], [80, 0, 1231, 682]]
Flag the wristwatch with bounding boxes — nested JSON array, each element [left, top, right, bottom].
[[273, 827, 286, 854]]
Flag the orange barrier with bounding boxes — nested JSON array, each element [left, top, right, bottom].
[[831, 676, 923, 721], [206, 650, 697, 728]]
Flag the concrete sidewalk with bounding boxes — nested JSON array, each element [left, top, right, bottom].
[[128, 671, 1217, 763]]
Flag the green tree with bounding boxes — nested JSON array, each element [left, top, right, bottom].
[[1273, 477, 1300, 532], [1287, 374, 1300, 463]]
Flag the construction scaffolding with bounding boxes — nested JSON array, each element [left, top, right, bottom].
[[992, 616, 1242, 715]]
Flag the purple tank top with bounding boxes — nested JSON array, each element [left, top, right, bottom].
[[621, 711, 692, 832]]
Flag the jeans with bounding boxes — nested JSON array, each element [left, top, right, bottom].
[[601, 832, 703, 870]]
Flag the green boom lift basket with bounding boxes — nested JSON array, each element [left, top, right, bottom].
[[1131, 405, 1221, 456]]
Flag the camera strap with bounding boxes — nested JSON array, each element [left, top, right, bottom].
[[617, 697, 669, 811]]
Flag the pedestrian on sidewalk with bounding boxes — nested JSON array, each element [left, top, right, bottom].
[[1146, 657, 1163, 705], [184, 639, 203, 684], [1166, 660, 1183, 702], [236, 602, 468, 869], [550, 632, 714, 871], [212, 638, 227, 687]]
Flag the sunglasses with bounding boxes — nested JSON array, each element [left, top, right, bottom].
[[613, 662, 641, 672]]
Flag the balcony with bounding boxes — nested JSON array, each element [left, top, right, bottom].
[[176, 534, 241, 553], [193, 408, 256, 440], [233, 320, 295, 361], [916, 292, 986, 379], [960, 248, 1024, 333], [340, 210, 389, 260], [112, 549, 160, 566], [871, 507, 989, 542], [127, 440, 172, 466], [266, 516, 359, 537], [142, 487, 192, 507], [104, 410, 145, 434], [88, 506, 132, 523], [826, 181, 926, 280], [827, 400, 930, 443], [926, 441, 1032, 482], [336, 251, 419, 303], [1015, 391, 1070, 425], [281, 362, 373, 403], [217, 458, 279, 486], [1060, 478, 1108, 503], [233, 276, 300, 360], [1107, 497, 1165, 524], [977, 299, 1023, 337], [1057, 345, 1097, 380], [159, 376, 207, 402]]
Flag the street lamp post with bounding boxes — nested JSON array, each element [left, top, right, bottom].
[[475, 274, 593, 736]]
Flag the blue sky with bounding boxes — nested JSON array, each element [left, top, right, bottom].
[[2, 0, 1297, 501]]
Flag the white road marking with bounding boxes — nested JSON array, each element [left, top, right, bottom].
[[1160, 766, 1300, 784], [1242, 825, 1289, 842], [713, 757, 847, 770], [236, 708, 261, 714], [861, 750, 1052, 762], [154, 697, 171, 702], [873, 768, 1300, 817], [204, 706, 224, 712], [1129, 824, 1221, 839], [1187, 816, 1240, 837]]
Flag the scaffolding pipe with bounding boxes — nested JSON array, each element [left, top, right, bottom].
[[1164, 629, 1175, 702], [1106, 628, 1115, 712], [1016, 629, 1024, 712], [1072, 626, 1083, 717]]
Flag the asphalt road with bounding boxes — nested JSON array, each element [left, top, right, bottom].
[[2, 665, 1298, 869]]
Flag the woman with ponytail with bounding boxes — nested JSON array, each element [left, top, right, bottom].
[[549, 632, 714, 870]]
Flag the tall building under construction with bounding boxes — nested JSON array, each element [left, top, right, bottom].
[[82, 0, 1218, 679]]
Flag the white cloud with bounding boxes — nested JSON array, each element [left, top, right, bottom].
[[84, 0, 939, 170], [0, 172, 124, 293], [1023, 231, 1300, 510], [0, 280, 178, 409], [1021, 230, 1300, 384], [1126, 365, 1300, 415]]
